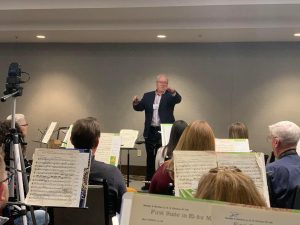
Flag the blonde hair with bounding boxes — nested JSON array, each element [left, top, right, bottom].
[[0, 155, 5, 182], [229, 122, 249, 139], [175, 120, 215, 151], [195, 166, 266, 207], [165, 120, 215, 179]]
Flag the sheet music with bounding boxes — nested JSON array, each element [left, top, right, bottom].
[[173, 151, 217, 198], [120, 193, 300, 225], [213, 203, 300, 225], [120, 129, 139, 148], [216, 152, 270, 206], [161, 124, 173, 146], [95, 133, 121, 166], [173, 151, 269, 206], [215, 139, 250, 152], [120, 192, 213, 225], [41, 122, 58, 144], [25, 148, 90, 207], [61, 125, 74, 148]]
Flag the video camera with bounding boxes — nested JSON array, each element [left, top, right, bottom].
[[4, 62, 24, 96]]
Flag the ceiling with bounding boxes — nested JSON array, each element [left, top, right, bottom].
[[1, 0, 300, 43]]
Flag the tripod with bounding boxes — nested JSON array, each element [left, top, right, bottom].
[[1, 92, 36, 225]]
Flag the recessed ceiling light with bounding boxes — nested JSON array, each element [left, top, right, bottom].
[[157, 34, 167, 39], [36, 35, 46, 39], [293, 33, 300, 37]]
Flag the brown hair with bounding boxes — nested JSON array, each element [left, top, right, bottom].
[[0, 155, 5, 182], [175, 120, 215, 151], [165, 120, 215, 179], [71, 117, 101, 149], [229, 122, 249, 139], [195, 166, 266, 207]]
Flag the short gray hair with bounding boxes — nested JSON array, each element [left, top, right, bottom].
[[269, 121, 300, 147], [156, 74, 168, 82]]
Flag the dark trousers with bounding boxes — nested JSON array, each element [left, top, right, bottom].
[[145, 126, 162, 181]]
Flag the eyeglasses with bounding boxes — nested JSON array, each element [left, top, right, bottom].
[[266, 135, 278, 143], [209, 166, 242, 173], [157, 81, 168, 84]]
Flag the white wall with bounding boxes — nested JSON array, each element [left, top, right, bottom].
[[1, 43, 300, 165]]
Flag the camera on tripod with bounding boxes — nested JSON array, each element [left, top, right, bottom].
[[3, 63, 24, 96]]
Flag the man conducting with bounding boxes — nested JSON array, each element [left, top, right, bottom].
[[133, 74, 181, 190]]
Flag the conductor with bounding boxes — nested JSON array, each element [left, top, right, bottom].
[[133, 74, 181, 190]]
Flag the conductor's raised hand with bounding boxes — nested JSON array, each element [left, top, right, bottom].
[[167, 87, 176, 94], [133, 95, 140, 104]]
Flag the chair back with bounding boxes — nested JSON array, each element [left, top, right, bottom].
[[292, 185, 300, 209], [53, 182, 109, 225]]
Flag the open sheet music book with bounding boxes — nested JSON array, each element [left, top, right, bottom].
[[120, 129, 139, 148], [120, 193, 300, 225], [215, 138, 250, 152], [41, 122, 58, 144], [25, 148, 91, 208], [60, 125, 74, 148], [95, 133, 121, 167], [161, 124, 173, 146], [173, 151, 269, 206]]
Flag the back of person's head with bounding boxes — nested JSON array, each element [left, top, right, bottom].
[[0, 120, 26, 156], [175, 120, 215, 151], [269, 121, 300, 148], [0, 154, 8, 209], [6, 114, 28, 136], [71, 117, 101, 150], [229, 122, 249, 139], [195, 166, 266, 207], [164, 120, 188, 159]]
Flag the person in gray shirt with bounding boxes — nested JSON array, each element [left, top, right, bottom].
[[70, 117, 126, 215]]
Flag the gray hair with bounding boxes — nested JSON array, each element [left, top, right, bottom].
[[269, 121, 300, 147], [156, 74, 168, 82]]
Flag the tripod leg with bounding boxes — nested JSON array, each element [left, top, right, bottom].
[[13, 143, 27, 225], [19, 151, 37, 225]]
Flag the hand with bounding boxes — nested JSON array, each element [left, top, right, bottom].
[[133, 95, 140, 104], [167, 87, 176, 94]]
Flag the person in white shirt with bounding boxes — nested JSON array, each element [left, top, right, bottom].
[[155, 120, 187, 170], [133, 74, 182, 190]]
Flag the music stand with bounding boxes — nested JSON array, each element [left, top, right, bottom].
[[121, 147, 137, 187]]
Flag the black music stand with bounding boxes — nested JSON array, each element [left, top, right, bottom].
[[121, 147, 137, 187]]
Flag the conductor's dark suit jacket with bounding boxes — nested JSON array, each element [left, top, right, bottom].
[[133, 91, 182, 138]]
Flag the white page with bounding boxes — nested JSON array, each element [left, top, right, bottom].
[[216, 152, 270, 206], [95, 133, 121, 166], [25, 148, 89, 207], [215, 139, 250, 152], [174, 151, 269, 206], [212, 203, 300, 225], [120, 193, 213, 225], [120, 193, 300, 225], [60, 125, 73, 148], [161, 124, 173, 146], [173, 151, 217, 197], [120, 129, 139, 148], [41, 122, 58, 144]]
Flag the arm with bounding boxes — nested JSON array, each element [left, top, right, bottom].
[[132, 95, 145, 111], [114, 168, 127, 213], [167, 87, 182, 104]]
